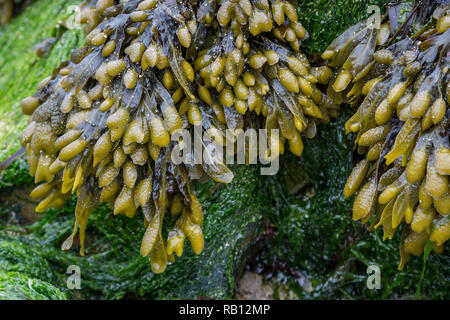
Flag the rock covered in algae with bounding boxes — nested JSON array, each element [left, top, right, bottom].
[[0, 270, 67, 300], [323, 3, 450, 270], [20, 0, 337, 273], [0, 164, 266, 299], [0, 238, 66, 300]]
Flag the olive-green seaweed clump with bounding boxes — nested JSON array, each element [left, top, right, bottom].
[[20, 0, 337, 273], [0, 0, 32, 25], [322, 2, 450, 269], [0, 0, 13, 25]]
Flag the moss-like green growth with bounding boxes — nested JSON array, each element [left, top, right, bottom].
[[261, 110, 353, 274], [0, 0, 85, 162], [0, 158, 32, 188], [0, 239, 55, 282], [0, 237, 67, 301], [298, 0, 393, 55], [0, 270, 66, 300]]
